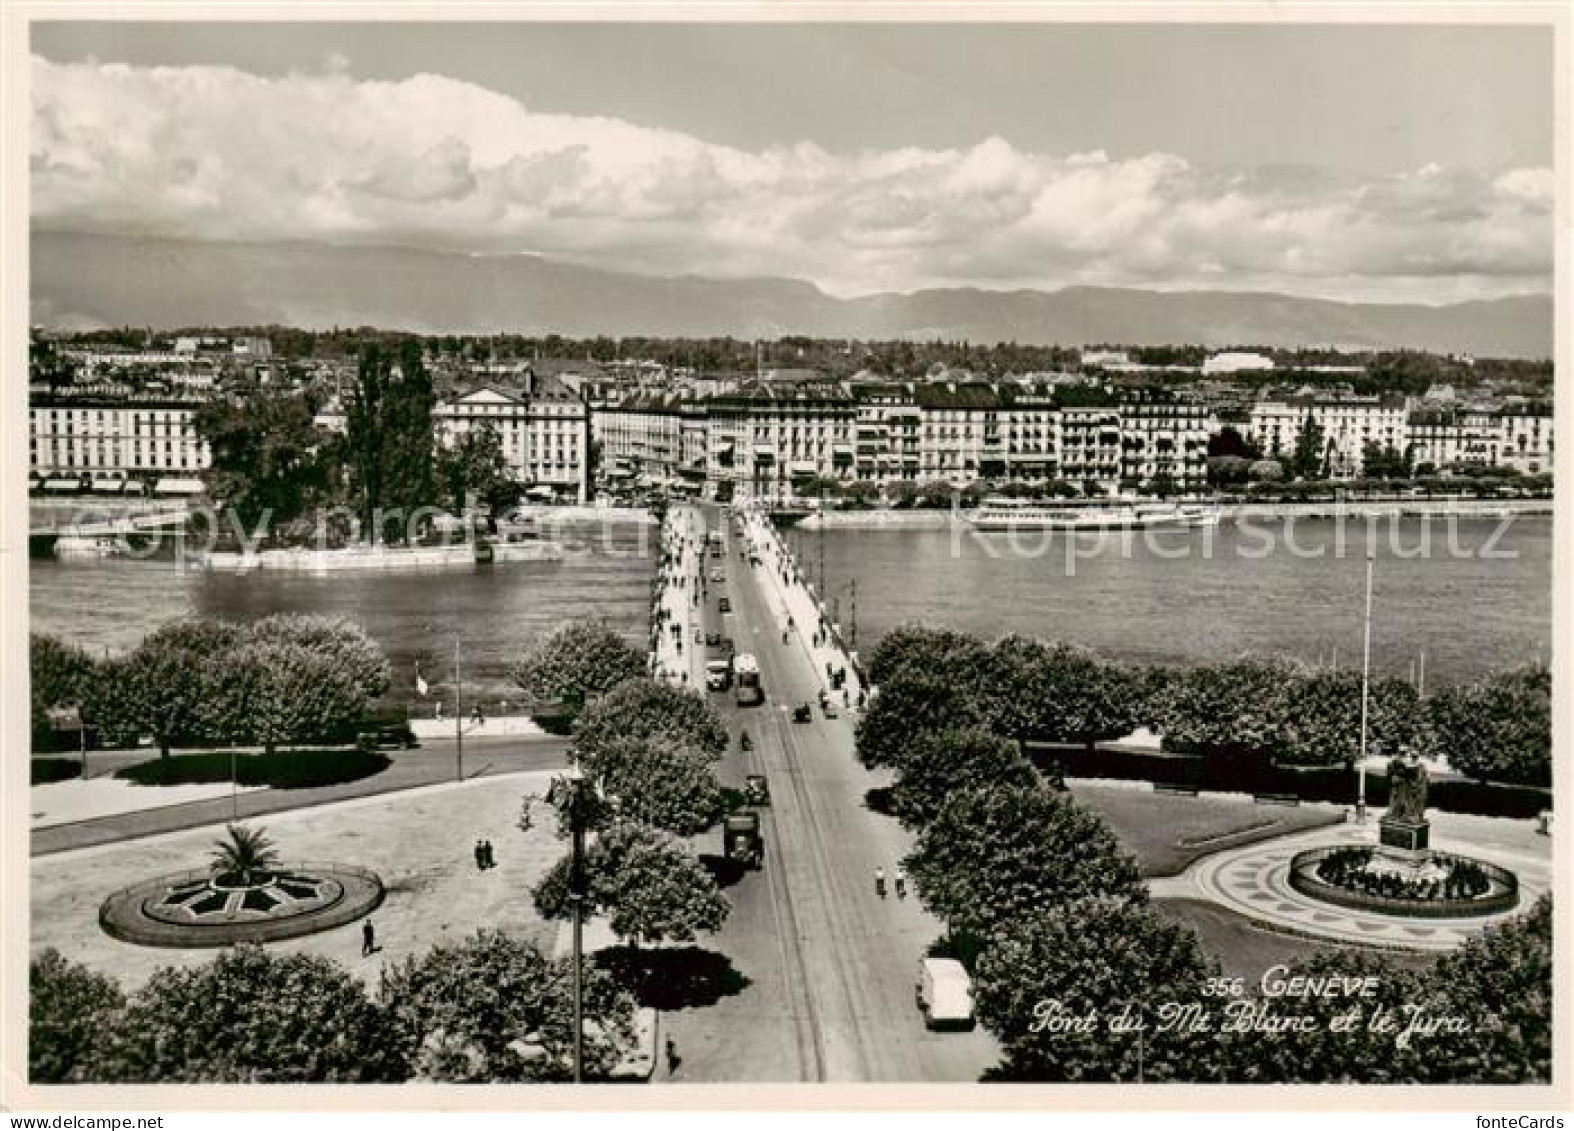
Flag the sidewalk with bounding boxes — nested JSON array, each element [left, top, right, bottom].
[[649, 506, 708, 690], [735, 506, 865, 708]]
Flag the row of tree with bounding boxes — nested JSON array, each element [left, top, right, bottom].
[[514, 621, 733, 948], [857, 627, 1550, 786], [31, 932, 636, 1083], [31, 616, 390, 758], [862, 629, 1552, 1082]]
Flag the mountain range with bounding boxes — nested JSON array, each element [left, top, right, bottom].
[[30, 230, 1553, 358]]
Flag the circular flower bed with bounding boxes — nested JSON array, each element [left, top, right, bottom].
[[1288, 844, 1518, 919], [100, 862, 383, 947]]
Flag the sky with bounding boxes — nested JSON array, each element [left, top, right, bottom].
[[29, 21, 1557, 304]]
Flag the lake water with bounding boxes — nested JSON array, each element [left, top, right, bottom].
[[29, 527, 659, 709], [30, 515, 1552, 705], [794, 515, 1552, 689]]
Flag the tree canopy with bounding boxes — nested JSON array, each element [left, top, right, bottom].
[[534, 821, 729, 947], [377, 929, 636, 1082], [512, 619, 647, 719]]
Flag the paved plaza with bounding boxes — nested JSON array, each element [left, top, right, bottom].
[[1149, 809, 1552, 952], [31, 770, 567, 991]]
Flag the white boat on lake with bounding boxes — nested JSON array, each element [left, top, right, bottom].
[[967, 496, 1221, 532]]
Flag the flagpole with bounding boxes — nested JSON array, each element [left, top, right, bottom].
[[1356, 552, 1373, 823]]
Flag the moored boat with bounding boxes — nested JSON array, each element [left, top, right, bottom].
[[967, 497, 1221, 531]]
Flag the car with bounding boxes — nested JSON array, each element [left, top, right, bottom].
[[822, 700, 839, 719], [706, 631, 721, 647], [744, 774, 770, 806], [792, 703, 812, 723], [915, 957, 976, 1031], [710, 570, 725, 583], [357, 723, 419, 751], [718, 597, 732, 613]]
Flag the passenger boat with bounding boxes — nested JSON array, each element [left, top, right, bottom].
[[967, 496, 1221, 531]]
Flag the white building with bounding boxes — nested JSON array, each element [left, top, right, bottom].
[[1249, 396, 1408, 479], [433, 376, 589, 502], [28, 396, 211, 479]]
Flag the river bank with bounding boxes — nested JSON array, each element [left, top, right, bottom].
[[795, 497, 1554, 530]]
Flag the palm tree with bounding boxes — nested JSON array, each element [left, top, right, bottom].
[[209, 823, 280, 885]]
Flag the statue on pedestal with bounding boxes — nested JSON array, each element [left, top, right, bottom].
[[1379, 753, 1431, 855]]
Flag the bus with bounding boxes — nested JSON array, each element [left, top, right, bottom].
[[734, 653, 764, 707]]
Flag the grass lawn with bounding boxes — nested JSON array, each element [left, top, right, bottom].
[[32, 758, 84, 785], [115, 748, 392, 790], [1068, 781, 1343, 877], [1157, 897, 1437, 985]]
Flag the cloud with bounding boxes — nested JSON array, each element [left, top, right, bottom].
[[30, 56, 1553, 302]]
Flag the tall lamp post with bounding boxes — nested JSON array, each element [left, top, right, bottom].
[[1356, 551, 1374, 823], [547, 766, 592, 1083], [453, 638, 464, 783]]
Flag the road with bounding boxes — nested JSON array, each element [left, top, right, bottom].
[[31, 735, 571, 856], [661, 505, 999, 1082]]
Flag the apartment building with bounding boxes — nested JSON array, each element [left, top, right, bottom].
[[1249, 396, 1408, 479], [29, 394, 211, 479], [433, 374, 590, 502], [1118, 386, 1212, 489], [704, 380, 857, 501]]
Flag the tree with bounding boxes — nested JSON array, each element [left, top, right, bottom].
[[83, 618, 245, 756], [1361, 441, 1412, 481], [378, 929, 636, 1082], [592, 735, 728, 836], [1247, 458, 1285, 483], [1152, 658, 1300, 772], [343, 342, 436, 542], [194, 389, 334, 530], [512, 619, 647, 719], [1028, 644, 1143, 753], [1279, 670, 1426, 768], [1421, 894, 1551, 1083], [1429, 664, 1551, 786], [438, 422, 521, 517], [208, 824, 280, 884], [905, 784, 1143, 941], [93, 946, 393, 1082], [571, 679, 728, 767], [534, 822, 729, 947], [887, 727, 1037, 829], [1219, 949, 1429, 1083], [866, 624, 991, 687], [1289, 414, 1328, 479], [973, 897, 1217, 1081], [203, 641, 369, 755], [29, 949, 124, 1083], [1207, 425, 1259, 460], [1206, 455, 1252, 488], [30, 633, 95, 751], [855, 669, 987, 770], [246, 614, 392, 701]]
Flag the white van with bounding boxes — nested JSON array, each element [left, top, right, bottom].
[[915, 957, 976, 1031]]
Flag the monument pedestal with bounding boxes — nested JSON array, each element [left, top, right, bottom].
[[1379, 817, 1430, 854]]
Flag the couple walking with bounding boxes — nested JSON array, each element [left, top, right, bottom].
[[473, 839, 496, 870]]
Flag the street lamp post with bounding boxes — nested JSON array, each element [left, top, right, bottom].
[[547, 766, 590, 1083], [1356, 551, 1374, 823], [453, 638, 464, 783]]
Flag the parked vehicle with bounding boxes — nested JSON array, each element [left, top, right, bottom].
[[724, 812, 763, 870], [915, 958, 976, 1031], [718, 597, 732, 614], [706, 658, 733, 692], [792, 703, 813, 723], [710, 569, 725, 583], [706, 631, 722, 647]]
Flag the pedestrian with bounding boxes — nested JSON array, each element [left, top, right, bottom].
[[472, 703, 485, 728], [474, 839, 485, 870], [483, 839, 495, 869], [665, 1037, 681, 1077], [895, 868, 907, 899], [362, 920, 376, 956]]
